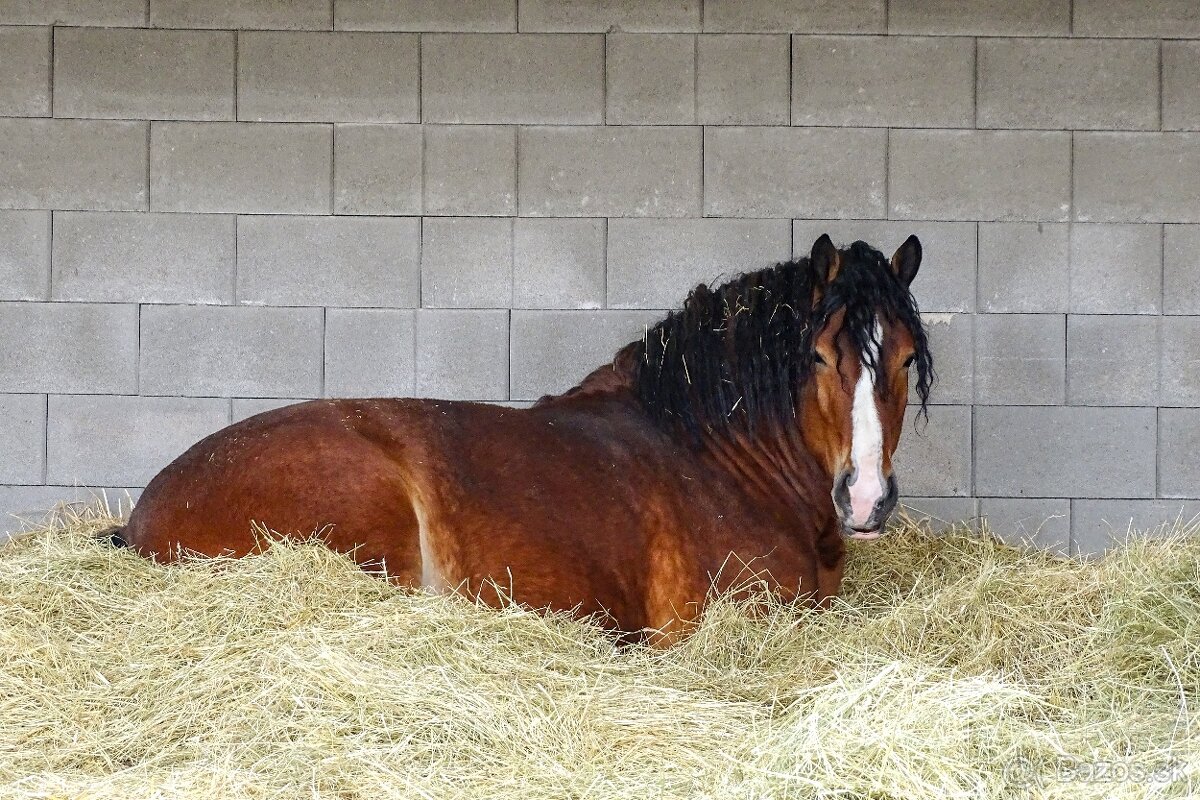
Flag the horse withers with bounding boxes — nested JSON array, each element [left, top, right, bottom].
[[119, 235, 934, 644]]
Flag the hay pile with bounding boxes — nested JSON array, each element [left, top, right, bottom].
[[0, 507, 1197, 799]]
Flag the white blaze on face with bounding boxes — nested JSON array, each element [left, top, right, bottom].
[[848, 320, 885, 528]]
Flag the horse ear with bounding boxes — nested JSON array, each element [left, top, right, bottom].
[[810, 234, 840, 283], [890, 234, 922, 286]]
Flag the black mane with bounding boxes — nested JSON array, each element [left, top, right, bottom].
[[631, 240, 934, 436]]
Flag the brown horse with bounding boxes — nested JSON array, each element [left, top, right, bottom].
[[118, 234, 933, 643]]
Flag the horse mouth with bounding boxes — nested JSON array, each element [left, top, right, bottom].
[[843, 526, 882, 541]]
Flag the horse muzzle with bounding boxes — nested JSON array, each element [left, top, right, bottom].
[[832, 470, 899, 540]]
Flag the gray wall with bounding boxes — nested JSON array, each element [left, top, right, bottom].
[[1, 0, 1198, 553]]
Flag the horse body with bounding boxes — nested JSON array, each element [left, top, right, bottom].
[[125, 373, 841, 641], [122, 235, 932, 644]]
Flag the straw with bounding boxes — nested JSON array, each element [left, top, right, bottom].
[[0, 505, 1195, 799]]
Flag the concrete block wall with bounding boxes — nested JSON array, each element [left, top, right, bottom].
[[1, 0, 1198, 555]]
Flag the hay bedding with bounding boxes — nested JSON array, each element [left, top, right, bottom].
[[0, 507, 1197, 799]]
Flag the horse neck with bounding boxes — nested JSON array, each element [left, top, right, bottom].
[[696, 417, 835, 524], [543, 352, 835, 524]]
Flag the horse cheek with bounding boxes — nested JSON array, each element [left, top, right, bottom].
[[881, 381, 909, 469], [800, 376, 846, 477]]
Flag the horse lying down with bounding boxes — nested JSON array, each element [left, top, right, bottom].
[[116, 234, 934, 645]]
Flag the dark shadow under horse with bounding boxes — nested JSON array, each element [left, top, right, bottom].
[[119, 234, 934, 644]]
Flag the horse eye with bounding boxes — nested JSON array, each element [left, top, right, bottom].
[[813, 352, 828, 366], [902, 354, 916, 368]]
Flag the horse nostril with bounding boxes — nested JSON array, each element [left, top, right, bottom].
[[832, 470, 852, 507], [875, 474, 899, 513]]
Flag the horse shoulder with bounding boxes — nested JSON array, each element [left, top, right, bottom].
[[636, 492, 708, 645]]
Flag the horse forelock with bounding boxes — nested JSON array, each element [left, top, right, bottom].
[[821, 242, 934, 416], [631, 240, 934, 438]]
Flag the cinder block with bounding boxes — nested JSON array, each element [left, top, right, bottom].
[[520, 126, 701, 217], [891, 405, 972, 498], [704, 0, 883, 32], [324, 309, 416, 398], [978, 39, 1158, 130], [1075, 133, 1200, 223], [0, 0, 144, 25], [54, 28, 234, 121], [607, 218, 790, 309], [415, 309, 509, 401], [979, 498, 1070, 555], [335, 0, 516, 31], [0, 302, 137, 394], [1163, 42, 1200, 131], [423, 125, 516, 216], [0, 27, 49, 117], [1164, 225, 1200, 315], [974, 314, 1065, 405], [512, 218, 605, 310], [0, 210, 49, 300], [422, 34, 603, 124], [1073, 0, 1200, 38], [0, 120, 147, 211], [52, 211, 234, 304], [519, 0, 699, 32], [1072, 500, 1200, 557], [47, 395, 230, 487], [975, 406, 1156, 498], [0, 486, 141, 538], [888, 0, 1069, 35], [705, 127, 885, 218], [140, 305, 324, 398], [1069, 224, 1161, 314], [696, 35, 788, 125], [920, 313, 973, 406], [333, 124, 422, 215], [510, 310, 661, 400], [237, 216, 419, 307], [792, 220, 978, 313], [422, 218, 513, 308], [0, 394, 45, 485], [1066, 315, 1158, 406], [896, 497, 979, 532], [977, 223, 1069, 313], [232, 398, 308, 423], [606, 34, 695, 125], [238, 32, 418, 123], [890, 130, 1070, 222], [151, 122, 331, 214], [150, 0, 332, 29], [1161, 317, 1200, 406], [792, 36, 973, 128], [1160, 409, 1200, 499]]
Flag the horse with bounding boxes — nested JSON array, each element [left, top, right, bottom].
[[116, 234, 934, 644]]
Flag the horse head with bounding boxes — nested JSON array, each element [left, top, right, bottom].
[[633, 233, 934, 541], [798, 234, 932, 539]]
